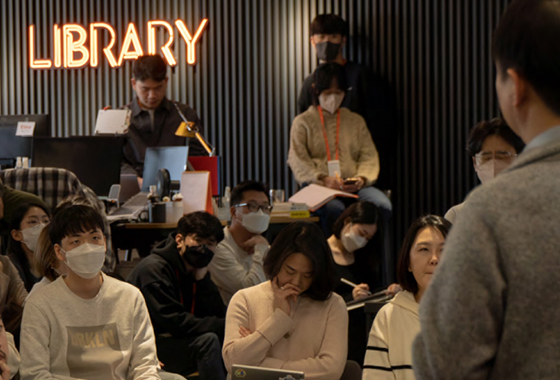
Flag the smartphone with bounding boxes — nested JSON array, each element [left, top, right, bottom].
[[343, 177, 359, 185]]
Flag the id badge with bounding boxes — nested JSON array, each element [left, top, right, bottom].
[[327, 160, 341, 178]]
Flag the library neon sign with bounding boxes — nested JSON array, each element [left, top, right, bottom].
[[28, 19, 208, 69]]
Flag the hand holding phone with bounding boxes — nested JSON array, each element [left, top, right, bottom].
[[343, 177, 359, 185]]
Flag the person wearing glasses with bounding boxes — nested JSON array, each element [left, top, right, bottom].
[[209, 181, 272, 305], [445, 118, 525, 223]]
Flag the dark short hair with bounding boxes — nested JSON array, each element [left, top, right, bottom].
[[396, 215, 452, 294], [466, 118, 525, 156], [177, 211, 225, 243], [332, 201, 379, 240], [310, 14, 349, 37], [49, 204, 105, 246], [133, 54, 167, 82], [311, 63, 348, 106], [7, 202, 50, 261], [230, 180, 270, 208], [264, 221, 336, 301], [493, 0, 560, 115]]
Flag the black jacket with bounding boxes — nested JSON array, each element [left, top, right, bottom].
[[127, 233, 225, 340]]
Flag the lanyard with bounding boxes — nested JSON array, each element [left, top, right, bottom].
[[318, 106, 341, 161]]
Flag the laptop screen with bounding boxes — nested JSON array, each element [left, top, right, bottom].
[[141, 146, 189, 192]]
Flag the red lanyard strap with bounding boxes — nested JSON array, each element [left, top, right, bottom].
[[318, 106, 340, 161]]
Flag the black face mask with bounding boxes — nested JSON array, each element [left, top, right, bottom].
[[316, 41, 341, 61], [183, 245, 214, 268]]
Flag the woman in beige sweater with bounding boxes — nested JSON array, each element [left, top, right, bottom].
[[287, 62, 392, 240], [222, 221, 348, 380]]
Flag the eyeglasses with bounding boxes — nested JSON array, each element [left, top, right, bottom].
[[234, 202, 273, 214], [474, 151, 518, 166]]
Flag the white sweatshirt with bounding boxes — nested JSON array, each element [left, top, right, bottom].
[[363, 291, 419, 380], [20, 273, 160, 380]]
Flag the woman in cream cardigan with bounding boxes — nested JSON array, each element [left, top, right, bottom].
[[222, 221, 348, 380], [363, 215, 451, 380]]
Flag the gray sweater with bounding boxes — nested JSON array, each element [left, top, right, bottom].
[[412, 128, 560, 379]]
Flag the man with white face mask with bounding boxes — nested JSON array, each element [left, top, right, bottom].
[[20, 204, 160, 380], [445, 118, 524, 223], [208, 181, 271, 304]]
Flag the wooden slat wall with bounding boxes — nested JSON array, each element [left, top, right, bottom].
[[0, 0, 512, 247]]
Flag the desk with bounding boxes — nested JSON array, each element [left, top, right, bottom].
[[111, 216, 320, 260]]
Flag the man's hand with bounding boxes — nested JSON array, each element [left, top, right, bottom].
[[194, 267, 208, 281], [0, 361, 10, 380], [241, 235, 269, 255], [341, 177, 365, 193], [322, 176, 342, 190]]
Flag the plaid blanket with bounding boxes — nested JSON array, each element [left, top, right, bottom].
[[0, 168, 116, 272]]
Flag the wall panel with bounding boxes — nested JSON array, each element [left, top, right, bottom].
[[0, 0, 512, 248]]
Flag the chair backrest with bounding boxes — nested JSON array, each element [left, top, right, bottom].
[[0, 167, 116, 271], [340, 360, 362, 380]]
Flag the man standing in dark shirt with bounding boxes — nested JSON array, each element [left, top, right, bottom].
[[121, 54, 205, 179], [298, 14, 396, 189]]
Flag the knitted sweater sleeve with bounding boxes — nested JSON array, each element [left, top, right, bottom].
[[287, 116, 325, 185], [222, 291, 294, 371], [355, 119, 380, 186]]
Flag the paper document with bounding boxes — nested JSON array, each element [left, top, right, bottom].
[[95, 109, 131, 134], [288, 184, 358, 212]]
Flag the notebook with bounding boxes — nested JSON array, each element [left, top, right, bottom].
[[231, 364, 304, 380], [288, 184, 358, 212]]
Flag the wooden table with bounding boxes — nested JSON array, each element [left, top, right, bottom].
[[120, 216, 319, 229], [111, 216, 319, 260]]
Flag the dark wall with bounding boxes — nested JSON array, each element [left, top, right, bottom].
[[0, 0, 512, 248]]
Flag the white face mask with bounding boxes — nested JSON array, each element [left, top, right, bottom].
[[63, 243, 105, 279], [341, 224, 368, 252], [476, 159, 510, 184], [21, 223, 47, 252], [319, 92, 345, 114], [239, 209, 271, 235]]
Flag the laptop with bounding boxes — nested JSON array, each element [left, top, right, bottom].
[[231, 364, 304, 380], [141, 146, 188, 193]]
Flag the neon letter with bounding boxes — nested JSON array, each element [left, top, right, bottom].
[[118, 23, 144, 66], [63, 24, 89, 68], [147, 20, 176, 66], [28, 25, 52, 68], [175, 18, 208, 65], [53, 25, 62, 67], [90, 22, 118, 67]]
